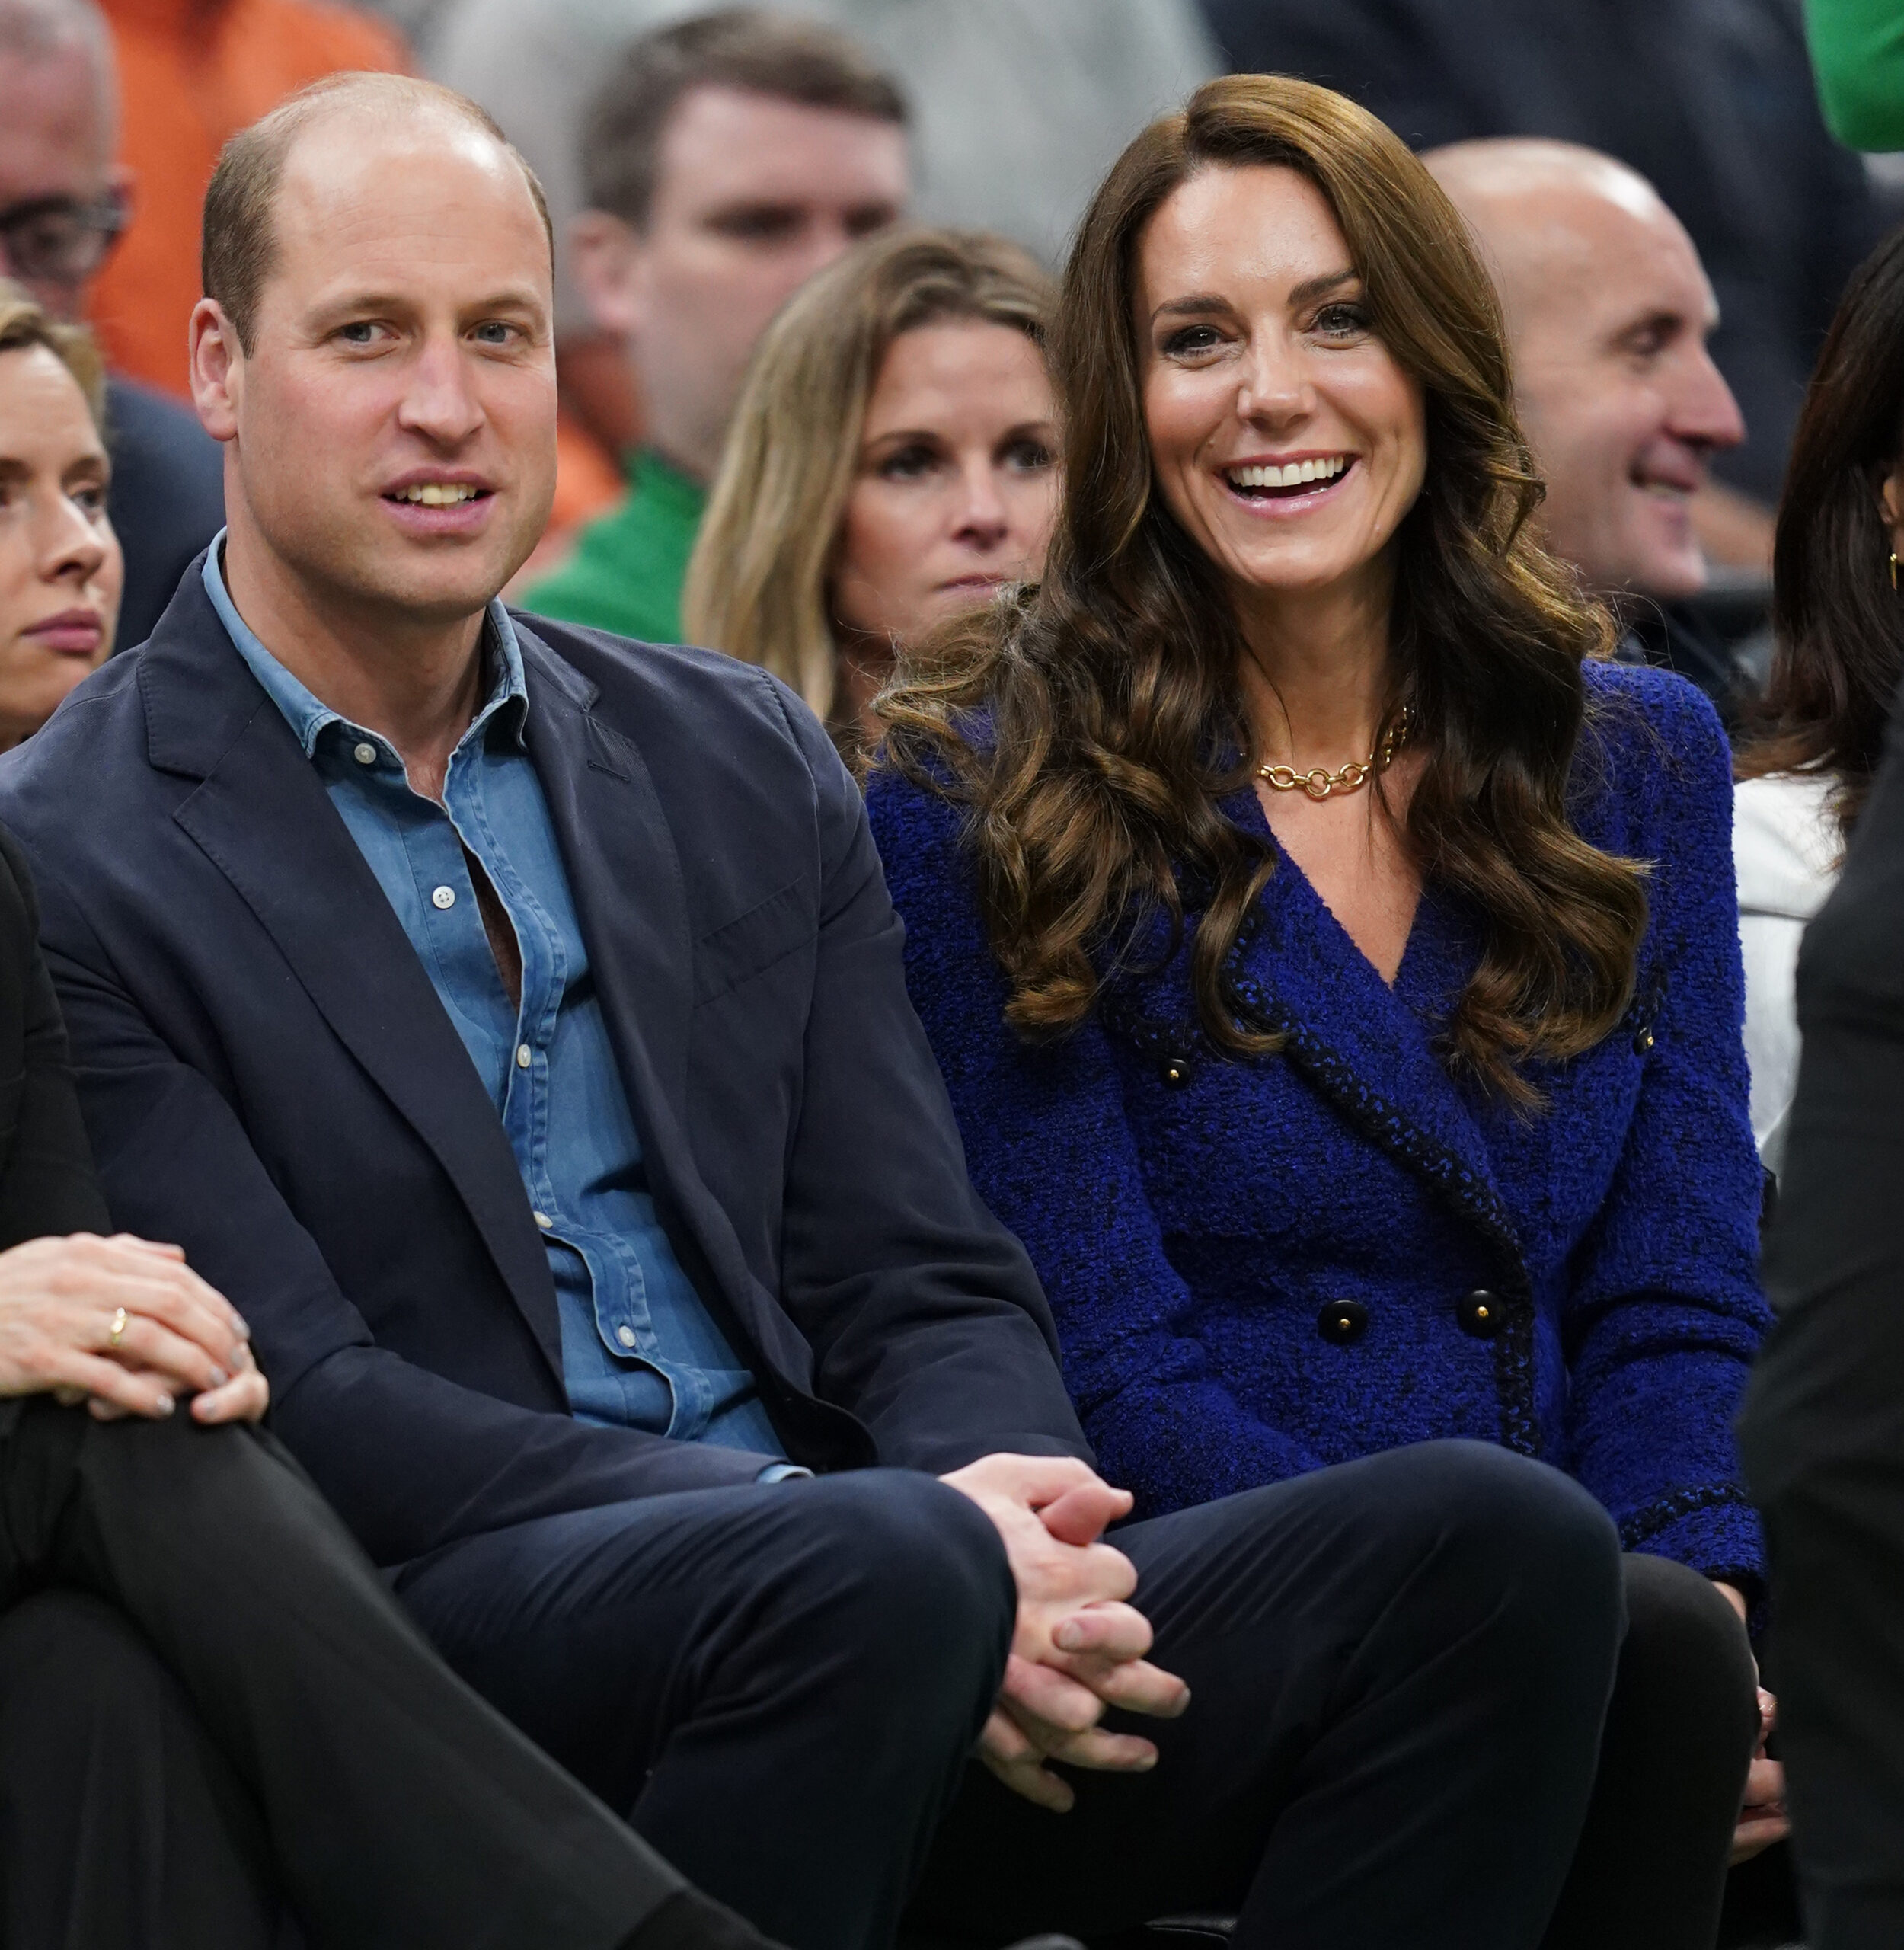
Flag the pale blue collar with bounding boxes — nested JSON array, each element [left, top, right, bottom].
[[201, 532, 528, 759]]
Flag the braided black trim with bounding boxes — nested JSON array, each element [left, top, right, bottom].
[[1225, 974, 1541, 1457], [1097, 897, 1542, 1456], [1618, 1483, 1753, 1552]]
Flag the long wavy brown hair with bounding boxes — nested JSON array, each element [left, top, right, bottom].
[[877, 75, 1648, 1105], [1736, 225, 1904, 839]]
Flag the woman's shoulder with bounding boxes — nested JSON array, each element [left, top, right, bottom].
[[1570, 657, 1731, 835], [1733, 771, 1840, 919], [1579, 654, 1728, 759], [864, 745, 984, 913]]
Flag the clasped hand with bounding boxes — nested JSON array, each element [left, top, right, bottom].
[[940, 1454, 1189, 1811], [0, 1232, 266, 1424]]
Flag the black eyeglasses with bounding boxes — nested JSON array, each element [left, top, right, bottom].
[[0, 190, 128, 290]]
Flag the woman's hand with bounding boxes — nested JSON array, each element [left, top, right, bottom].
[[1713, 1580, 1790, 1863], [0, 1232, 263, 1423]]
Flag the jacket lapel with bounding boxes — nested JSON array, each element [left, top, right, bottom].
[[1220, 788, 1539, 1448], [142, 574, 564, 1381], [513, 626, 820, 1392]]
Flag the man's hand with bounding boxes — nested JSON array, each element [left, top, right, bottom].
[[941, 1454, 1190, 1812], [1714, 1580, 1789, 1863], [0, 1233, 264, 1424]]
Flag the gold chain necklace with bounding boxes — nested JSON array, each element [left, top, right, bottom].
[[1257, 705, 1413, 801]]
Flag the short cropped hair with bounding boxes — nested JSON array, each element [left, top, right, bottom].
[[201, 72, 554, 355], [581, 8, 908, 229], [0, 278, 104, 425]]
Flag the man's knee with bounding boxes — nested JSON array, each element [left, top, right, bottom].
[[784, 1470, 1015, 1689]]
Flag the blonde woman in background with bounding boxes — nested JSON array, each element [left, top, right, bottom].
[[684, 229, 1059, 749], [0, 284, 119, 747]]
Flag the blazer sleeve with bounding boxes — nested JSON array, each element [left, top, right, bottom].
[[767, 699, 1091, 1472], [0, 825, 110, 1245], [25, 865, 774, 1567], [1564, 680, 1772, 1592], [867, 765, 1332, 1517]]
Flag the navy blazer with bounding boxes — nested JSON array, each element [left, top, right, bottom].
[[0, 564, 1088, 1565]]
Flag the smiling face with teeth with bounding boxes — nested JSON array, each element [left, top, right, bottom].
[[1136, 164, 1426, 635]]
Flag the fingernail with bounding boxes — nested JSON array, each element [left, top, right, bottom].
[[1053, 1622, 1084, 1651], [209, 1367, 228, 1386], [154, 1394, 174, 1416]]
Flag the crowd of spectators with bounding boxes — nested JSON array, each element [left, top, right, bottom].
[[0, 2, 1900, 1948]]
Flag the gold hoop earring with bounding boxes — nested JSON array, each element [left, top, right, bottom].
[[1892, 551, 1899, 591]]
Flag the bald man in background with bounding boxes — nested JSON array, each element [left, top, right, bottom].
[[1426, 139, 1755, 713]]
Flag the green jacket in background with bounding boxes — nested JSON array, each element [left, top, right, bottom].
[[522, 450, 707, 645], [1805, 0, 1904, 151]]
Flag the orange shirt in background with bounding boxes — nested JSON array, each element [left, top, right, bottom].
[[90, 0, 409, 400]]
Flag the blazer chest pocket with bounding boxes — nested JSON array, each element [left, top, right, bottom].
[[693, 876, 813, 1007]]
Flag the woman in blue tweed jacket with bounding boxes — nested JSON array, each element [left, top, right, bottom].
[[868, 74, 1773, 1950]]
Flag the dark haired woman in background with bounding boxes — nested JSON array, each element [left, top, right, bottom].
[[1734, 228, 1904, 1172], [870, 75, 1775, 1945]]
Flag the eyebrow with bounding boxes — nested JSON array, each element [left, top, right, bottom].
[[1148, 267, 1359, 327], [310, 287, 547, 321]]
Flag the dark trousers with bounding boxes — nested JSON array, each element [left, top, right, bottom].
[[0, 1398, 684, 1950], [911, 1462, 1752, 1950], [397, 1440, 1632, 1950], [0, 1590, 283, 1948], [1545, 1554, 1760, 1950]]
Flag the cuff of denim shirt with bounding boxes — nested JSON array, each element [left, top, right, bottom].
[[756, 1462, 814, 1483]]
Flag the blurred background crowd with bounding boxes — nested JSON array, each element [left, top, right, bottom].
[[8, 0, 1891, 682], [6, 4, 1904, 1948]]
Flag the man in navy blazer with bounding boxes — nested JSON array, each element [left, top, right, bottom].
[[0, 69, 1651, 1950]]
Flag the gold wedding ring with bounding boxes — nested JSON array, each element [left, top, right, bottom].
[[107, 1306, 128, 1350]]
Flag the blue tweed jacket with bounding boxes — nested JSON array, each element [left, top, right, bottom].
[[867, 660, 1771, 1587]]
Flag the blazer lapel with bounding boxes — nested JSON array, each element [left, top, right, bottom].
[[1221, 788, 1539, 1450], [142, 580, 564, 1380], [513, 628, 819, 1391]]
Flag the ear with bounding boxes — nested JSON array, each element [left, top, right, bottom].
[[1879, 465, 1904, 548], [568, 210, 646, 338], [188, 299, 241, 443]]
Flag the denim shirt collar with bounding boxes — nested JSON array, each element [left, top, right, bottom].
[[201, 532, 529, 759]]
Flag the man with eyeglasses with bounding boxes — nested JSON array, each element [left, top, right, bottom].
[[0, 0, 222, 647]]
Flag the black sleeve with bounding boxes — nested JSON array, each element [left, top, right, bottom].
[[1738, 681, 1904, 1884], [0, 826, 110, 1245]]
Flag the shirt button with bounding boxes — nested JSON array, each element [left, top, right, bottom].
[[617, 1325, 637, 1349], [516, 1044, 532, 1069], [531, 1210, 552, 1229], [431, 885, 456, 910], [1317, 1299, 1369, 1345], [353, 742, 377, 766]]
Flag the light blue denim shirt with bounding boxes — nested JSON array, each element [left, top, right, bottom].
[[203, 542, 782, 1457]]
